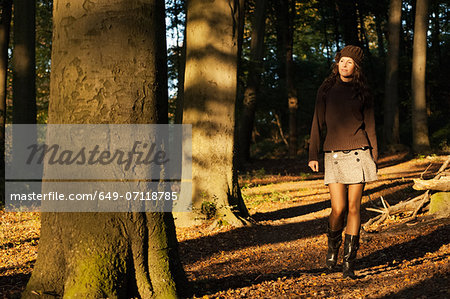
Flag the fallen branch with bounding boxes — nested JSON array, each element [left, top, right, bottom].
[[436, 156, 450, 175], [408, 191, 430, 220], [413, 156, 450, 191], [363, 156, 450, 231], [412, 176, 450, 191], [363, 193, 428, 231]]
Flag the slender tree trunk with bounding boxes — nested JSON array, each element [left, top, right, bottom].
[[335, 0, 360, 46], [374, 13, 385, 58], [286, 0, 298, 158], [431, 2, 441, 68], [238, 0, 267, 164], [174, 0, 186, 125], [319, 1, 331, 66], [356, 1, 370, 53], [180, 0, 250, 227], [384, 0, 402, 148], [404, 1, 416, 59], [411, 0, 430, 153], [332, 0, 341, 50], [23, 1, 188, 297], [12, 0, 36, 124], [0, 0, 12, 205], [231, 0, 248, 219], [276, 0, 298, 158]]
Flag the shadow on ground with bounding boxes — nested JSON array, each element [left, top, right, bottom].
[[381, 272, 449, 299], [251, 200, 330, 222], [179, 216, 327, 264], [358, 224, 450, 271], [188, 223, 449, 297]]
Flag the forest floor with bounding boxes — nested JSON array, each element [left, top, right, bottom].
[[1, 152, 449, 298]]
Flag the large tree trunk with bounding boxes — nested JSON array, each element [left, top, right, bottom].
[[0, 0, 12, 205], [23, 0, 188, 297], [179, 0, 250, 227], [411, 0, 431, 153], [238, 0, 267, 164], [384, 0, 402, 148], [12, 0, 36, 124]]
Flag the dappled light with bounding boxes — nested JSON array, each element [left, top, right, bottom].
[[1, 0, 449, 297]]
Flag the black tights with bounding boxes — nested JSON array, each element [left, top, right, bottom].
[[328, 183, 364, 236]]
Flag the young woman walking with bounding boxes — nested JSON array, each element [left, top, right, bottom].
[[308, 45, 378, 279]]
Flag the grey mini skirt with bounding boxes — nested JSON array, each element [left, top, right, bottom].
[[324, 148, 377, 185]]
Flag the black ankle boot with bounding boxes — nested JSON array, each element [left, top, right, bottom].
[[326, 225, 343, 271], [342, 234, 359, 279]]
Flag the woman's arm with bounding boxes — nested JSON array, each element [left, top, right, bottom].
[[308, 86, 326, 162], [363, 99, 378, 163]]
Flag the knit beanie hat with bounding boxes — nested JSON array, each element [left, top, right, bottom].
[[334, 45, 364, 65]]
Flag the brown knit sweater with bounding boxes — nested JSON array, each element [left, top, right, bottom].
[[308, 76, 378, 163]]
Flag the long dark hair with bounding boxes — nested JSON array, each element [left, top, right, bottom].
[[321, 61, 372, 106]]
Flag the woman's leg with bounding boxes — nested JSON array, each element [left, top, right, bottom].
[[328, 183, 347, 230], [346, 183, 365, 235], [342, 183, 364, 279], [325, 183, 347, 270]]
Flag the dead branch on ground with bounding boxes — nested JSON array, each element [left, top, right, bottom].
[[363, 155, 450, 232]]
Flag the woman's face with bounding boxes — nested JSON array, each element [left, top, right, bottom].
[[338, 57, 355, 78]]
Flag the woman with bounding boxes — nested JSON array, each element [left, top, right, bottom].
[[308, 45, 378, 279]]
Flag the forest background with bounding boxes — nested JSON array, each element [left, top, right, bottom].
[[2, 0, 450, 159]]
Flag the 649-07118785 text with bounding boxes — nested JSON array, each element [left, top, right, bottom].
[[98, 191, 179, 201], [9, 191, 179, 201]]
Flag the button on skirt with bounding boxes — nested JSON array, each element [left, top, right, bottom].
[[324, 149, 377, 185]]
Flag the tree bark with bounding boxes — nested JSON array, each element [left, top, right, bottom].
[[23, 0, 188, 297], [0, 0, 12, 205], [12, 0, 36, 124], [179, 0, 250, 227], [411, 0, 431, 153], [384, 0, 402, 148], [238, 0, 267, 164]]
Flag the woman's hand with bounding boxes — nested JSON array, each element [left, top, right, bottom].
[[308, 160, 319, 172]]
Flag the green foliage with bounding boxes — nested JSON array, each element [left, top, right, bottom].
[[200, 200, 216, 220], [242, 190, 293, 208]]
